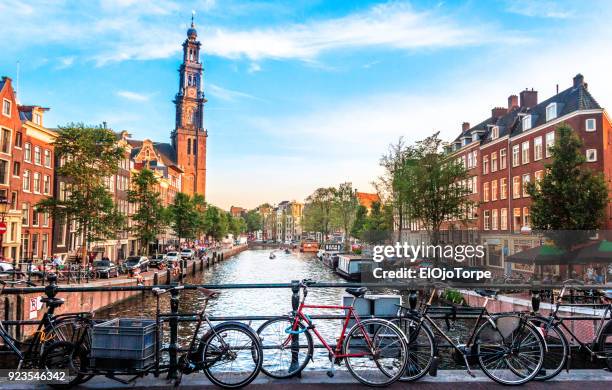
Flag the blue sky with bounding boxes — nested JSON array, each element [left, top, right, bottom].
[[2, 0, 612, 209]]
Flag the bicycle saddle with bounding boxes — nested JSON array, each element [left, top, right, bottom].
[[345, 287, 368, 297], [475, 289, 497, 298]]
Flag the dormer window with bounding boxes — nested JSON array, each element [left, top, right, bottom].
[[33, 112, 42, 125], [546, 103, 557, 121], [491, 126, 499, 140], [462, 138, 469, 146], [522, 115, 532, 131], [472, 133, 479, 142]]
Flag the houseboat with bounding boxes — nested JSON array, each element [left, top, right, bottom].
[[321, 243, 343, 268], [336, 255, 375, 281], [300, 240, 320, 253]]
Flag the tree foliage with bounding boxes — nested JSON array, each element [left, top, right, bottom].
[[245, 209, 263, 233], [526, 124, 608, 250], [127, 169, 166, 255], [332, 182, 359, 249], [302, 187, 336, 241], [37, 123, 125, 263]]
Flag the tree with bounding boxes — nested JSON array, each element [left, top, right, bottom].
[[37, 123, 125, 264], [202, 206, 229, 241], [302, 187, 336, 241], [392, 132, 473, 262], [169, 193, 198, 243], [361, 201, 393, 244], [332, 182, 359, 250], [526, 124, 608, 253], [245, 209, 263, 233], [128, 169, 166, 255], [351, 205, 368, 239], [229, 215, 246, 237]]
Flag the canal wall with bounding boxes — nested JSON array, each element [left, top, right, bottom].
[[2, 245, 247, 338]]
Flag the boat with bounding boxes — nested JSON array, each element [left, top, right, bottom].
[[269, 252, 276, 259], [284, 248, 291, 254], [336, 255, 375, 281], [300, 240, 319, 253], [323, 253, 341, 270]]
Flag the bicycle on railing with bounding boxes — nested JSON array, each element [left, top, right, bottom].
[[256, 278, 409, 387], [0, 276, 94, 388], [153, 285, 263, 388], [529, 280, 612, 380], [392, 282, 546, 385]]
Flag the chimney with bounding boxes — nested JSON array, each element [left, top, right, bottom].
[[508, 95, 518, 109], [491, 107, 508, 119], [462, 122, 470, 132], [573, 73, 584, 88], [519, 88, 538, 109]]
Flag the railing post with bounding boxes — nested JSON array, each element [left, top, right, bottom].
[[167, 284, 180, 380], [409, 290, 418, 311], [530, 290, 541, 313], [290, 280, 301, 377]]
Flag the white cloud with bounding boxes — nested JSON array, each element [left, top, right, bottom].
[[203, 2, 527, 61], [506, 0, 572, 19], [248, 62, 262, 73], [116, 90, 151, 101], [207, 84, 259, 102], [56, 56, 75, 69]]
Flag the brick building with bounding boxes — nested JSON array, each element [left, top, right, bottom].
[[441, 74, 611, 275]]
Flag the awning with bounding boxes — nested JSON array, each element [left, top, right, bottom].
[[505, 244, 569, 265]]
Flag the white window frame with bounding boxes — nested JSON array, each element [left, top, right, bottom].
[[545, 131, 555, 158], [491, 126, 499, 140], [0, 127, 11, 154], [0, 158, 9, 185], [521, 141, 530, 164], [44, 149, 52, 168], [491, 179, 498, 201], [492, 209, 498, 230], [484, 210, 490, 230], [522, 173, 530, 197], [586, 149, 597, 162], [513, 176, 521, 199], [24, 143, 32, 163], [2, 98, 11, 117], [500, 178, 507, 200], [34, 146, 42, 166], [534, 136, 543, 160], [585, 118, 596, 132], [22, 169, 31, 192], [483, 182, 490, 202], [546, 103, 557, 121], [500, 208, 508, 230], [500, 148, 507, 169], [512, 145, 520, 167], [522, 115, 532, 130]]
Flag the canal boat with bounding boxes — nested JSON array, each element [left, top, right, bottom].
[[336, 255, 375, 281], [300, 240, 319, 253], [269, 252, 276, 259]]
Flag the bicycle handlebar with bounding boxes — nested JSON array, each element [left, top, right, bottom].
[[152, 285, 184, 296]]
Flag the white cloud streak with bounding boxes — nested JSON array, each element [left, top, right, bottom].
[[116, 90, 151, 101]]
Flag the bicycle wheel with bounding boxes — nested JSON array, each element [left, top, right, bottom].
[[257, 317, 313, 378], [39, 340, 87, 389], [343, 318, 408, 387], [530, 317, 568, 380], [597, 319, 612, 371], [476, 314, 544, 385], [201, 323, 263, 388], [390, 317, 435, 382]]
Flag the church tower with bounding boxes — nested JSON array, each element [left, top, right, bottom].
[[172, 16, 207, 198]]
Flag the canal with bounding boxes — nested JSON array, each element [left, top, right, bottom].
[[98, 249, 604, 371]]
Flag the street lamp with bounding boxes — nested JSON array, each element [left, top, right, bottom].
[[0, 196, 10, 276]]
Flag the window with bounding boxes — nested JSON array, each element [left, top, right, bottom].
[[44, 149, 51, 168], [0, 128, 10, 153], [500, 148, 507, 169], [484, 210, 490, 230], [491, 180, 498, 201], [42, 234, 49, 259], [15, 131, 22, 148], [471, 176, 478, 194], [522, 115, 532, 130], [467, 152, 473, 169], [545, 131, 555, 157], [521, 141, 530, 164], [512, 145, 520, 167], [23, 170, 30, 191], [21, 234, 29, 258], [522, 173, 530, 197], [22, 203, 29, 226], [491, 152, 497, 172], [10, 191, 17, 210], [513, 208, 522, 231], [12, 161, 19, 176], [500, 178, 507, 199], [43, 175, 51, 194], [483, 182, 490, 202], [500, 208, 508, 230], [32, 233, 39, 258], [33, 172, 41, 193], [483, 156, 489, 174], [586, 118, 596, 132], [0, 159, 8, 185], [32, 209, 39, 226], [34, 146, 41, 165], [513, 176, 521, 199], [535, 170, 544, 189], [187, 139, 191, 155], [586, 149, 597, 162], [491, 126, 499, 139], [2, 99, 11, 117], [546, 103, 557, 121], [523, 207, 530, 228], [24, 143, 32, 162], [492, 209, 498, 230], [34, 112, 42, 125], [42, 212, 49, 227], [534, 136, 543, 160]]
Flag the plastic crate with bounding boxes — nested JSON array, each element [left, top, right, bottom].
[[91, 318, 157, 369]]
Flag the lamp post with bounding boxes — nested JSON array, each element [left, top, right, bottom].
[[0, 197, 10, 277]]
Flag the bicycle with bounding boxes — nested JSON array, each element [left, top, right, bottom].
[[256, 279, 409, 387], [529, 280, 612, 380], [153, 285, 263, 388], [392, 282, 546, 385], [0, 276, 94, 388]]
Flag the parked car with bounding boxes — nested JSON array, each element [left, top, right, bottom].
[[166, 252, 179, 262], [149, 254, 167, 269], [180, 249, 195, 260], [124, 256, 150, 274], [93, 259, 119, 278]]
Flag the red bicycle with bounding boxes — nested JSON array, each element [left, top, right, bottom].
[[257, 279, 408, 387]]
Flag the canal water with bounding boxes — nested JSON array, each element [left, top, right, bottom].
[[98, 249, 604, 371]]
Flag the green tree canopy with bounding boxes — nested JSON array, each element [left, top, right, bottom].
[[302, 187, 336, 241], [245, 209, 263, 233], [526, 123, 608, 251], [128, 168, 166, 255], [169, 192, 198, 242], [332, 182, 359, 250]]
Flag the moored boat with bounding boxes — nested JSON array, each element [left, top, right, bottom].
[[336, 255, 374, 281], [300, 240, 319, 253]]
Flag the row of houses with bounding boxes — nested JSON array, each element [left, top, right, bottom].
[[398, 74, 612, 276], [255, 201, 304, 243]]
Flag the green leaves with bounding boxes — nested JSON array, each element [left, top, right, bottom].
[[128, 168, 166, 254]]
